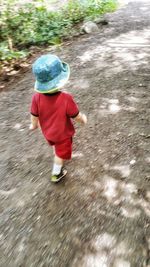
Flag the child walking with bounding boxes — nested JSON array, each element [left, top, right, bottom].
[[30, 54, 87, 182]]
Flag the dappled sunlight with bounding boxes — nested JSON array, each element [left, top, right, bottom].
[[120, 206, 141, 218], [108, 29, 150, 45], [73, 167, 149, 266], [77, 52, 94, 63], [112, 164, 131, 178], [129, 159, 136, 165], [113, 240, 133, 257], [98, 97, 137, 117], [0, 188, 16, 196], [135, 198, 150, 217], [122, 182, 137, 194], [77, 172, 150, 222], [92, 169, 150, 220], [81, 252, 109, 267], [145, 157, 150, 163], [77, 252, 131, 267], [108, 104, 121, 113], [123, 106, 136, 112], [14, 123, 22, 130], [72, 152, 84, 158], [108, 99, 119, 104], [99, 98, 121, 116], [108, 49, 148, 70], [77, 46, 111, 64], [70, 78, 90, 90], [78, 27, 150, 73], [13, 123, 25, 132], [93, 180, 102, 190], [105, 28, 150, 69], [126, 96, 140, 103], [99, 106, 121, 116], [113, 259, 131, 267], [120, 0, 150, 4], [97, 175, 139, 205], [94, 233, 116, 250], [140, 6, 150, 12], [102, 176, 119, 201], [92, 173, 148, 219], [74, 233, 132, 267]]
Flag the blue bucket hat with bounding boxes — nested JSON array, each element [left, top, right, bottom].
[[32, 54, 70, 93]]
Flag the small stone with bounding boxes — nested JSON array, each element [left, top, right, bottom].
[[73, 32, 80, 37], [81, 21, 99, 34], [94, 18, 108, 25]]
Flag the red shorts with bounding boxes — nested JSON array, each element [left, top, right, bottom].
[[48, 138, 72, 160]]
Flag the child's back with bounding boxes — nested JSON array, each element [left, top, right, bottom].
[[31, 91, 79, 143]]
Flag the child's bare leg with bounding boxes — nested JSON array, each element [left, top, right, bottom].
[[51, 145, 68, 182], [54, 155, 64, 166], [52, 154, 64, 175]]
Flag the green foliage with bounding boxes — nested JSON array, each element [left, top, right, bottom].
[[62, 1, 87, 23], [0, 44, 28, 61], [85, 0, 118, 18], [0, 0, 118, 61]]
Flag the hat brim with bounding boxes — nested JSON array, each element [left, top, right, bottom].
[[34, 62, 70, 94]]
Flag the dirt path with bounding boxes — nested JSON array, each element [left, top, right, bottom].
[[0, 1, 150, 266]]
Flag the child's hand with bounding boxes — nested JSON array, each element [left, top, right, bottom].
[[82, 114, 87, 124], [29, 115, 39, 130], [29, 124, 38, 130], [74, 112, 87, 124]]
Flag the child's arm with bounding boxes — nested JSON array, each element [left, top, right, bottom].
[[66, 94, 87, 124], [74, 112, 87, 124], [29, 114, 39, 130]]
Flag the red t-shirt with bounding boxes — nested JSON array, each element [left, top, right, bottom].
[[30, 91, 79, 143]]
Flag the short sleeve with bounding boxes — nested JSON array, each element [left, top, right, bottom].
[[66, 94, 79, 118], [30, 94, 39, 117]]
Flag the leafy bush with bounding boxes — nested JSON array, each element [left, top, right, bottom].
[[0, 44, 28, 61], [62, 1, 87, 23], [0, 0, 118, 62]]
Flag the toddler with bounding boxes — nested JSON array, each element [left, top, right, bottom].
[[30, 54, 87, 182]]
